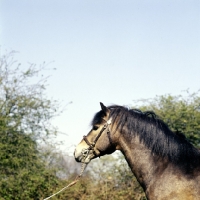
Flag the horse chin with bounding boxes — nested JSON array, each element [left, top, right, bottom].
[[81, 153, 96, 163], [81, 157, 91, 164]]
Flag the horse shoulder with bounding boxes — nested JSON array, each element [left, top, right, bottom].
[[146, 168, 200, 200]]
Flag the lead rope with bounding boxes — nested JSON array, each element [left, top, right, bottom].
[[43, 163, 87, 200]]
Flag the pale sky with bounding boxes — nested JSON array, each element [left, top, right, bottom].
[[1, 0, 200, 154]]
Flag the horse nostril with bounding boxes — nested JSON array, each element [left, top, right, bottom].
[[81, 149, 90, 157]]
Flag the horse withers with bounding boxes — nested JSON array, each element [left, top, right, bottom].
[[74, 102, 200, 200]]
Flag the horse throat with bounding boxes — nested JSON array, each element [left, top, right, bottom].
[[118, 135, 161, 191]]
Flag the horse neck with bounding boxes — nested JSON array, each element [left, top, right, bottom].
[[118, 133, 165, 191]]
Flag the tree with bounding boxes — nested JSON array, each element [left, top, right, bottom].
[[0, 51, 62, 199], [137, 92, 200, 148]]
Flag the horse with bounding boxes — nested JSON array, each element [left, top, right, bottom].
[[74, 102, 200, 200]]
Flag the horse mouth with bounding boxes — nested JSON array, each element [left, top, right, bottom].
[[74, 149, 95, 164]]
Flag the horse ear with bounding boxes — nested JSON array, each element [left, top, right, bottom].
[[100, 102, 109, 115]]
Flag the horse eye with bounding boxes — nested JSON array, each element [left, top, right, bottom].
[[93, 126, 98, 130]]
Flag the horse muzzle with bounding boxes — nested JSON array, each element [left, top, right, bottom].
[[74, 148, 96, 164]]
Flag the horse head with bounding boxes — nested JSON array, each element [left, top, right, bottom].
[[74, 102, 117, 163]]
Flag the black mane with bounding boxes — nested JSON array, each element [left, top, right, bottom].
[[92, 105, 200, 172]]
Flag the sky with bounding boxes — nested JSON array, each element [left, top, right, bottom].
[[1, 0, 200, 154]]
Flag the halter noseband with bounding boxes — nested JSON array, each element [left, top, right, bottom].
[[82, 118, 112, 159]]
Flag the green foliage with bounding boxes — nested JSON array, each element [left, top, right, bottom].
[[138, 92, 200, 147], [0, 52, 59, 140], [68, 154, 147, 200], [0, 51, 61, 199]]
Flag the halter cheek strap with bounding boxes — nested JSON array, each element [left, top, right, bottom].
[[82, 118, 112, 157]]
